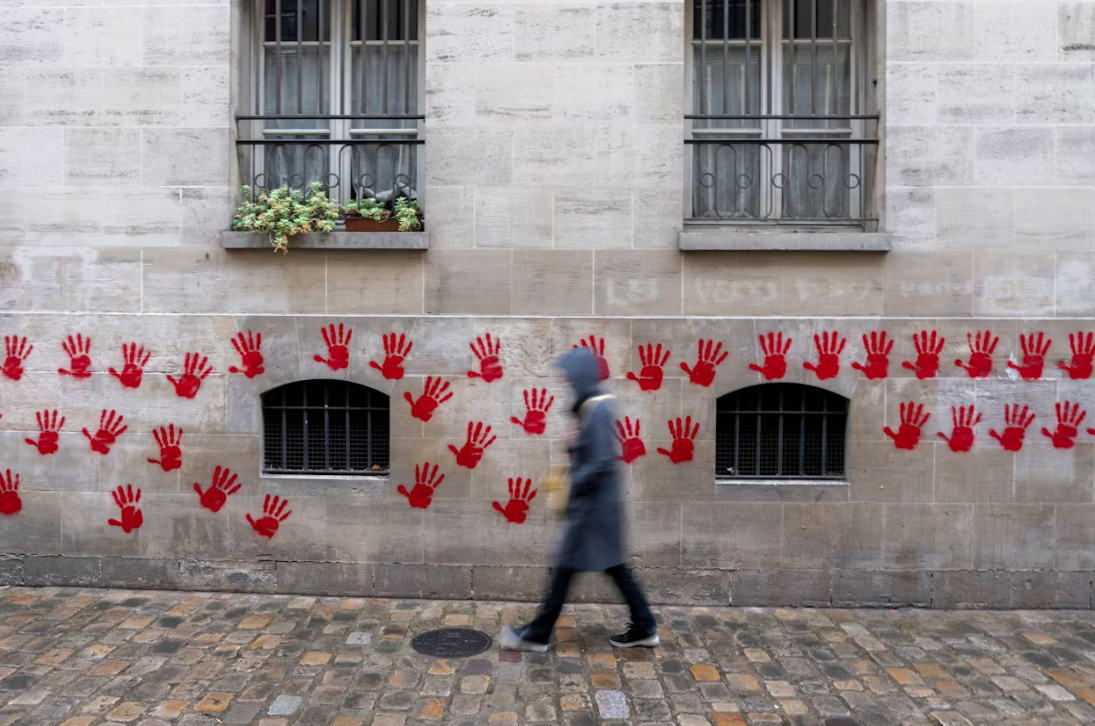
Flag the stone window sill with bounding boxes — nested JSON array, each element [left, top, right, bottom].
[[715, 479, 849, 502], [222, 231, 429, 250], [679, 229, 890, 252], [260, 473, 389, 497]]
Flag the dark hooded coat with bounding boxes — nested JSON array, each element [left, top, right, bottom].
[[555, 347, 625, 572]]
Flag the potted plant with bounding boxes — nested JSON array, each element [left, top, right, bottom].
[[232, 182, 340, 253], [341, 196, 424, 232]]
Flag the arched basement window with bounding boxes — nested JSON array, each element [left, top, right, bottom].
[[262, 380, 389, 475], [716, 383, 848, 479]]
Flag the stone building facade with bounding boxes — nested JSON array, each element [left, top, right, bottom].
[[1, 0, 1095, 608]]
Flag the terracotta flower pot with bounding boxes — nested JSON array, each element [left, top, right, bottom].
[[344, 216, 401, 232]]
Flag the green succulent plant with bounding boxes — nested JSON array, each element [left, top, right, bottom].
[[394, 197, 422, 232], [342, 197, 385, 221], [232, 182, 340, 253]]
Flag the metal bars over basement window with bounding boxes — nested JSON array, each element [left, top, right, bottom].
[[239, 0, 422, 206], [716, 383, 848, 480], [687, 0, 878, 225], [263, 380, 390, 476]]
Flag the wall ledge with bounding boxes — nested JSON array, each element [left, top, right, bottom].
[[715, 479, 849, 502], [222, 231, 429, 250], [679, 229, 891, 252]]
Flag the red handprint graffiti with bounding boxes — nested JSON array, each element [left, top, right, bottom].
[[749, 332, 791, 381], [850, 331, 893, 380], [2, 336, 32, 381], [956, 330, 998, 379], [511, 388, 554, 436], [403, 376, 452, 422], [193, 465, 241, 513], [147, 425, 183, 472], [614, 417, 646, 464], [228, 330, 264, 379], [398, 462, 444, 510], [0, 470, 20, 516], [1041, 401, 1087, 450], [681, 339, 728, 387], [25, 410, 64, 456], [627, 343, 670, 392], [467, 333, 503, 382], [902, 330, 945, 380], [246, 495, 291, 539], [59, 334, 92, 379], [1008, 332, 1051, 381], [83, 409, 127, 455], [369, 332, 412, 380], [167, 353, 212, 400], [109, 343, 151, 390], [1058, 332, 1095, 380], [936, 406, 982, 453], [803, 331, 846, 381], [990, 404, 1035, 452], [448, 422, 497, 470], [657, 416, 699, 464], [108, 485, 143, 534], [574, 336, 610, 381], [883, 402, 930, 450], [314, 323, 352, 371], [492, 478, 537, 524]]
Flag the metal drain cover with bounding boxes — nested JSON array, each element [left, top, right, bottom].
[[411, 628, 493, 658]]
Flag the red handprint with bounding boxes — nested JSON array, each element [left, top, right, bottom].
[[369, 332, 412, 380], [850, 331, 894, 380], [1058, 332, 1095, 380], [937, 405, 982, 453], [956, 330, 998, 379], [467, 333, 503, 382], [109, 343, 151, 389], [314, 323, 352, 371], [803, 331, 845, 381], [511, 389, 554, 436], [574, 336, 610, 381], [492, 478, 537, 524], [2, 335, 32, 381], [228, 330, 264, 379], [193, 465, 241, 513], [657, 416, 699, 464], [147, 425, 183, 472], [990, 404, 1035, 452], [246, 494, 291, 539], [448, 422, 497, 470], [627, 343, 670, 392], [1008, 332, 1051, 381], [25, 409, 64, 456], [681, 339, 728, 387], [883, 402, 930, 450], [749, 332, 791, 381], [403, 376, 452, 422], [108, 484, 143, 534], [58, 334, 92, 379], [167, 352, 212, 399], [902, 330, 945, 380], [614, 417, 646, 464], [398, 462, 444, 510], [0, 470, 20, 516], [83, 410, 127, 455], [1042, 401, 1087, 450]]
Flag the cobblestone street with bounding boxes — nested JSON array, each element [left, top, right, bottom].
[[0, 587, 1094, 726]]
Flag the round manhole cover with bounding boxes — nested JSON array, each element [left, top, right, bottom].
[[411, 628, 493, 658]]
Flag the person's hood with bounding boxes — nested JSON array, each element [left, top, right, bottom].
[[557, 346, 602, 413]]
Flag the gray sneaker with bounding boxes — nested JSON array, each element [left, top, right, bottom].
[[499, 625, 549, 652]]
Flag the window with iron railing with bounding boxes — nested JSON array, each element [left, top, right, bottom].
[[686, 0, 878, 226], [239, 0, 422, 206]]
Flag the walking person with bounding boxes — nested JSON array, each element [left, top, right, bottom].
[[500, 346, 659, 651]]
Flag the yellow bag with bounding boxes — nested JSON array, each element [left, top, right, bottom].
[[543, 464, 570, 519]]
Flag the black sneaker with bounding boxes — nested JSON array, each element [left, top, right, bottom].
[[500, 625, 549, 652], [609, 623, 660, 648]]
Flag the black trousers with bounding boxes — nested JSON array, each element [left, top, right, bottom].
[[522, 565, 656, 644]]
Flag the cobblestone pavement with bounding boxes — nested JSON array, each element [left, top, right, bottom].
[[1, 588, 1095, 726]]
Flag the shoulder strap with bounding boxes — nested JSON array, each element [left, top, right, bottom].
[[578, 394, 614, 423]]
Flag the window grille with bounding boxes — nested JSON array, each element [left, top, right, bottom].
[[716, 383, 848, 479], [239, 0, 422, 206], [686, 0, 878, 225], [262, 380, 390, 475]]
